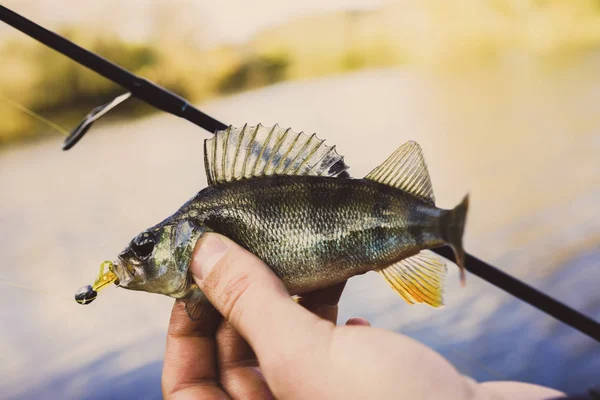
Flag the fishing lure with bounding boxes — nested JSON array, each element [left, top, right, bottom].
[[74, 261, 117, 304], [76, 124, 468, 319]]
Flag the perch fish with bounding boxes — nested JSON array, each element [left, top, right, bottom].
[[76, 124, 469, 319]]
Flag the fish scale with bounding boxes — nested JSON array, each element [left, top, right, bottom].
[[195, 177, 419, 290]]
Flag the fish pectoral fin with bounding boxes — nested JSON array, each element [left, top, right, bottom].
[[182, 285, 214, 320], [365, 141, 435, 205], [377, 250, 447, 308], [204, 124, 350, 185]]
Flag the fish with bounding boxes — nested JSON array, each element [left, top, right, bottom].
[[106, 124, 469, 319]]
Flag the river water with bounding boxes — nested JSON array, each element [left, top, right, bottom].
[[1, 62, 599, 399]]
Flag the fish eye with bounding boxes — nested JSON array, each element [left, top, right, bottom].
[[131, 231, 155, 260]]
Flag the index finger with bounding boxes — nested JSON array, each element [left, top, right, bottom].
[[190, 234, 336, 378], [162, 300, 226, 400]]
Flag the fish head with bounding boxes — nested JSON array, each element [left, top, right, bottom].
[[114, 219, 206, 298]]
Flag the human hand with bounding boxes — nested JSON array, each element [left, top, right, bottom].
[[161, 236, 365, 400], [162, 233, 566, 400]]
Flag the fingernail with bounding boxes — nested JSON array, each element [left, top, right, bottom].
[[191, 234, 228, 281], [346, 317, 371, 327]]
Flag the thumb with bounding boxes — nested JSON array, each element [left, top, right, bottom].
[[189, 233, 329, 359]]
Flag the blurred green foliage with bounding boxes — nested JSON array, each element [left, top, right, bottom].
[[0, 28, 229, 146], [0, 32, 170, 145], [217, 54, 289, 94], [3, 0, 600, 147]]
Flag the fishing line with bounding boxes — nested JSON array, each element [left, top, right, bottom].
[[0, 92, 69, 136], [0, 279, 73, 301]]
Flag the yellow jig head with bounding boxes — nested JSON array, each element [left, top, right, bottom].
[[74, 261, 118, 305]]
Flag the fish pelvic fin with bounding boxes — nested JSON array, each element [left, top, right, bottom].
[[440, 194, 470, 285], [203, 124, 350, 185], [365, 141, 435, 205], [182, 284, 215, 320], [377, 250, 447, 307]]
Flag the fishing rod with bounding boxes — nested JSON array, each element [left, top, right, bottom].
[[1, 4, 598, 343], [0, 5, 226, 150]]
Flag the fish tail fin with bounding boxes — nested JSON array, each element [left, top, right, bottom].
[[441, 194, 469, 285]]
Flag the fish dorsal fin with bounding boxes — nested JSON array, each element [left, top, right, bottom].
[[377, 250, 447, 308], [204, 124, 350, 185], [365, 141, 435, 205]]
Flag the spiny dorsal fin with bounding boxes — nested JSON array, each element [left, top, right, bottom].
[[204, 124, 350, 185], [377, 250, 447, 308], [365, 141, 435, 205]]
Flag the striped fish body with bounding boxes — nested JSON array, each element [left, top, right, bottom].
[[176, 175, 446, 294], [111, 125, 469, 319]]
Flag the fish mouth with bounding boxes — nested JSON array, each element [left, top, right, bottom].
[[112, 258, 134, 287]]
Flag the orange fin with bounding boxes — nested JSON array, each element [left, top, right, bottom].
[[377, 250, 447, 308]]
